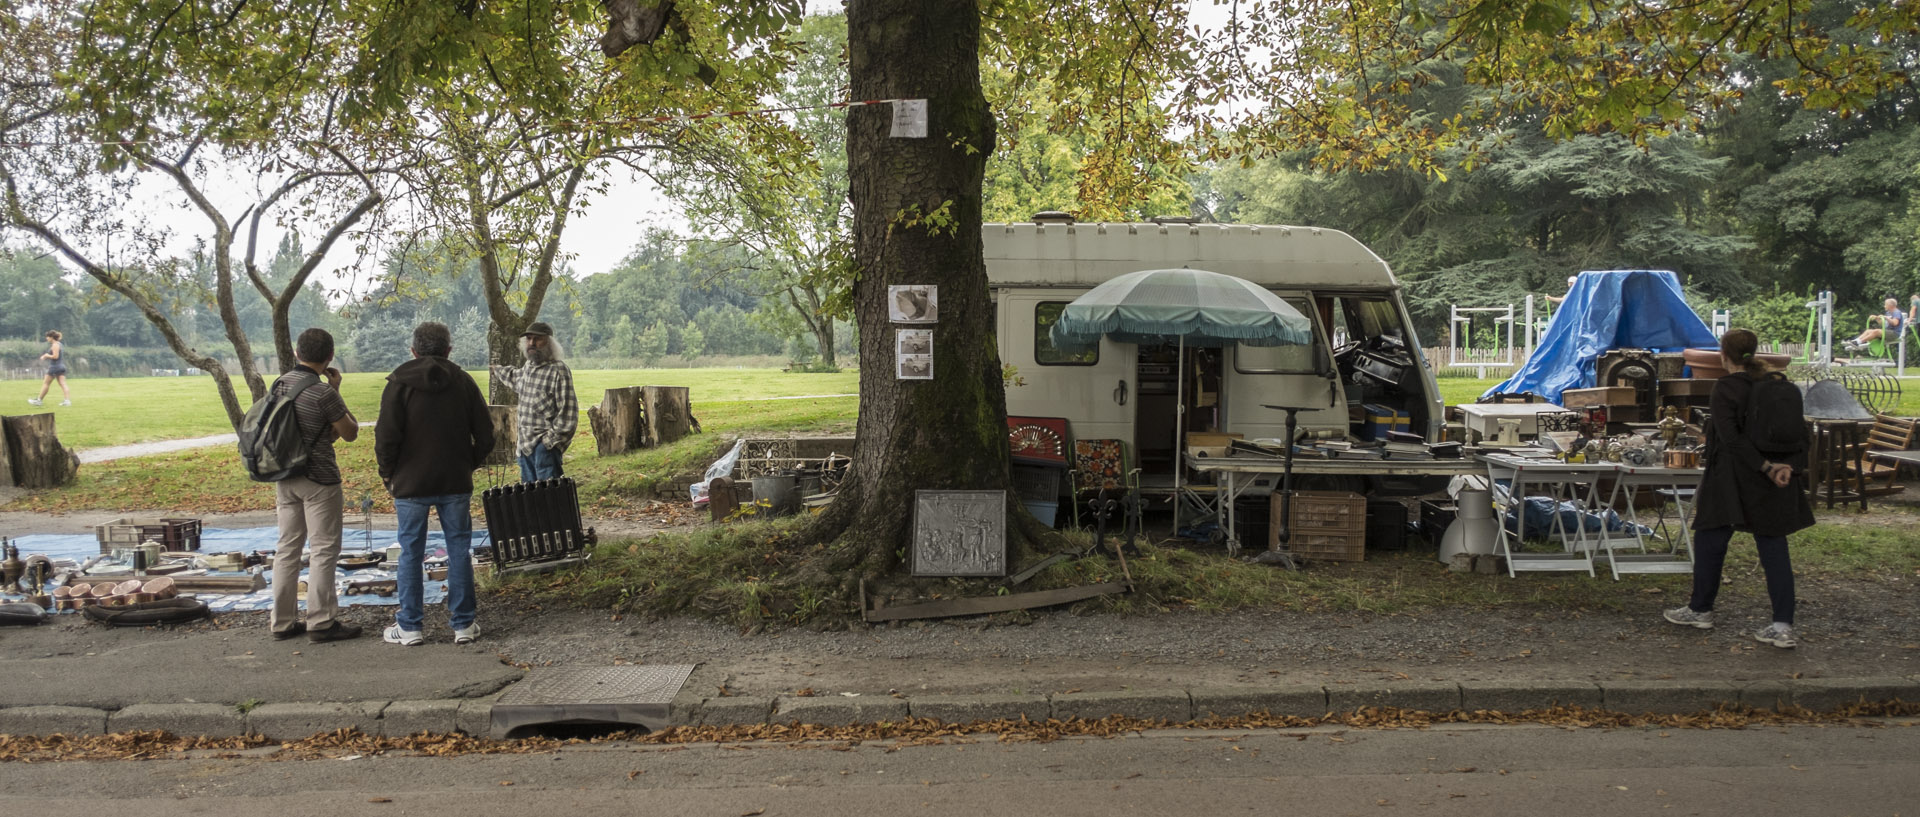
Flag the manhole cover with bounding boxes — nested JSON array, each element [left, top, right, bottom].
[[490, 665, 695, 739]]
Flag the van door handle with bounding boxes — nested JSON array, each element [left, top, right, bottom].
[[1114, 379, 1129, 406]]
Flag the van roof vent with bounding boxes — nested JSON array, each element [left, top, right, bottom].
[[1030, 210, 1075, 224]]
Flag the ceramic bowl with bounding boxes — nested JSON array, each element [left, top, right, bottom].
[[142, 577, 177, 599]]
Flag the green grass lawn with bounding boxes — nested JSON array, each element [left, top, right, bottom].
[[0, 367, 858, 449]]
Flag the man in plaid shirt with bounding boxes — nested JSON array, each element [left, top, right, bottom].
[[491, 322, 577, 481]]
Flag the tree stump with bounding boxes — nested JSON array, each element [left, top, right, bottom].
[[642, 386, 694, 448], [587, 386, 647, 456], [3, 413, 78, 488], [484, 405, 517, 467], [0, 418, 13, 488]]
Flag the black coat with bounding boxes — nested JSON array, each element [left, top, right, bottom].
[[1691, 371, 1816, 537], [374, 356, 495, 498]]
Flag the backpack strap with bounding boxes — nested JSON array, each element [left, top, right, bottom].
[[276, 374, 329, 448]]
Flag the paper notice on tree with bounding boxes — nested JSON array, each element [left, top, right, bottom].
[[890, 99, 928, 138]]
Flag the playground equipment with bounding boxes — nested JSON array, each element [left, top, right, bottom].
[[1711, 308, 1729, 339], [1803, 290, 1835, 367], [1448, 304, 1517, 378]]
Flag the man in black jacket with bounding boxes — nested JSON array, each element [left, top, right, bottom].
[[374, 322, 496, 646]]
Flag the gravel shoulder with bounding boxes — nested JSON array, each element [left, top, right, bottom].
[[2, 498, 1915, 709]]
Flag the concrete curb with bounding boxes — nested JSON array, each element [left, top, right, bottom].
[[1, 676, 1913, 739], [247, 702, 386, 740], [110, 703, 248, 737], [908, 694, 1051, 724], [774, 696, 910, 727], [1052, 689, 1192, 723], [0, 705, 110, 736]]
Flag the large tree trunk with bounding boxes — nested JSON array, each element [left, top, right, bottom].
[[806, 0, 1007, 580], [3, 413, 79, 488]]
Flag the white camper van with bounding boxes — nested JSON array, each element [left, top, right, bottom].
[[987, 220, 1444, 487]]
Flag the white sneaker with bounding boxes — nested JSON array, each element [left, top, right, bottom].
[[1663, 606, 1714, 629], [383, 624, 424, 646], [26, 399, 40, 406], [1754, 623, 1797, 649], [453, 623, 480, 644], [58, 400, 70, 407]]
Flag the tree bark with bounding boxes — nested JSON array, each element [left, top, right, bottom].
[[587, 386, 647, 456], [3, 413, 79, 488], [806, 0, 1007, 580]]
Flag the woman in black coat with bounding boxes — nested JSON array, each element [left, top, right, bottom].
[[1663, 328, 1814, 648]]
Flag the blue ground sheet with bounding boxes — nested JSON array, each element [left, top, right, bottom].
[[6, 526, 491, 614]]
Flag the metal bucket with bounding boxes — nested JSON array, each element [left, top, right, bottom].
[[751, 475, 799, 518]]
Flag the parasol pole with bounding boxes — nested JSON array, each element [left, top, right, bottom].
[[1173, 334, 1186, 536]]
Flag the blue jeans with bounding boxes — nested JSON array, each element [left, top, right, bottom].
[[518, 442, 564, 482], [394, 494, 475, 632]]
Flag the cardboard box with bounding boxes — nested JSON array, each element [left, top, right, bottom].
[[1187, 445, 1231, 459]]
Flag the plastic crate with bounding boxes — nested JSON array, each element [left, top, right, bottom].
[[1270, 491, 1366, 560], [94, 517, 202, 554], [1286, 530, 1367, 562], [1275, 490, 1366, 532]]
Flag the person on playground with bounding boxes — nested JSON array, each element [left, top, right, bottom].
[[375, 322, 494, 647], [1663, 328, 1812, 648], [489, 321, 576, 481], [1844, 297, 1904, 353], [28, 330, 71, 407], [1545, 275, 1577, 306]]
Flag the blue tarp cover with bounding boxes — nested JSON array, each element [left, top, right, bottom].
[[7, 527, 487, 614], [1484, 270, 1718, 404]]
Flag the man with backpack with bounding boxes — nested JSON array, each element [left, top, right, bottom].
[[264, 328, 363, 643], [374, 322, 495, 647]]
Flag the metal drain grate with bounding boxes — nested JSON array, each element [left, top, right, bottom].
[[490, 665, 695, 739]]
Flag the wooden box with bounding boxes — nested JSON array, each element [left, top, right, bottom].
[[94, 517, 201, 554], [1659, 379, 1717, 398], [1185, 432, 1244, 447], [1559, 386, 1638, 409]]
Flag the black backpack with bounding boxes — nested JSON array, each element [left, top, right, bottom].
[[1742, 372, 1809, 456], [237, 377, 324, 482]]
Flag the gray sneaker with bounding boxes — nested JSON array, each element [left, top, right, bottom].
[[1754, 623, 1797, 648], [1663, 606, 1714, 629]]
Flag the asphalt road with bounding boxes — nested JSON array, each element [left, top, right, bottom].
[[4, 721, 1914, 816]]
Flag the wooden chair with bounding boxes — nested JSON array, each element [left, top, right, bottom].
[[1855, 414, 1920, 495]]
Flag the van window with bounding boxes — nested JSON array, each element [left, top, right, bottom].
[[1234, 296, 1320, 374], [1034, 301, 1097, 365]]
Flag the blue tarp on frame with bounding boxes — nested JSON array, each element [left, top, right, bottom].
[[1483, 270, 1719, 405]]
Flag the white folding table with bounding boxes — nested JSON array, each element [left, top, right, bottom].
[[1595, 463, 1704, 579], [1477, 454, 1623, 577]]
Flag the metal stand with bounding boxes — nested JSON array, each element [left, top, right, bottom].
[[1259, 403, 1315, 570]]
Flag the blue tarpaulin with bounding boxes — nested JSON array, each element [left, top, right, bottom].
[[1484, 270, 1718, 404], [6, 527, 488, 614]]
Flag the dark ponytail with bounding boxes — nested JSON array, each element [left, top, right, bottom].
[[1719, 328, 1769, 375]]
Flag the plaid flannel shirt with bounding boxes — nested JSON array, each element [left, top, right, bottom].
[[498, 359, 577, 456]]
